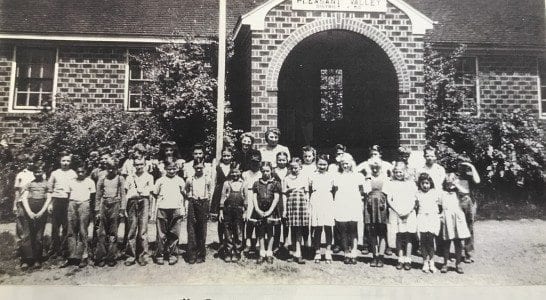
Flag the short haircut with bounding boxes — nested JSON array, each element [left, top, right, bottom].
[[316, 154, 330, 163], [302, 145, 316, 158], [369, 145, 382, 155], [58, 150, 71, 159], [166, 161, 179, 169], [276, 151, 289, 160], [335, 144, 346, 151], [239, 132, 255, 145], [30, 161, 44, 172], [290, 157, 302, 166], [260, 161, 273, 171], [193, 143, 205, 152], [423, 145, 438, 156], [264, 127, 281, 143]]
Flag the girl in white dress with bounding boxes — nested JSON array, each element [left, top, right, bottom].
[[333, 153, 365, 265], [415, 173, 441, 273], [309, 154, 335, 263], [385, 161, 418, 271]]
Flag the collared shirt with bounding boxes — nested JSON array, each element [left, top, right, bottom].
[[185, 175, 212, 200], [125, 172, 154, 199], [48, 169, 78, 198], [68, 177, 96, 202], [15, 169, 37, 202], [416, 164, 446, 189], [155, 175, 185, 209], [182, 160, 212, 181]]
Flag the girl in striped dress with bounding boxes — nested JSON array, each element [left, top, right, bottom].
[[283, 158, 309, 264]]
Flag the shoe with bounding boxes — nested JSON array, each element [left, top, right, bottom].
[[377, 257, 384, 268], [296, 257, 305, 265], [396, 262, 403, 270], [344, 257, 351, 265], [267, 256, 274, 264], [455, 265, 464, 274], [429, 262, 438, 273], [60, 259, 71, 268], [463, 257, 474, 264], [188, 258, 196, 264], [224, 255, 232, 263], [47, 251, 57, 260], [196, 258, 205, 264], [124, 258, 136, 266], [440, 264, 448, 273], [325, 251, 333, 264], [156, 257, 164, 265], [384, 248, 393, 256], [20, 262, 29, 271], [351, 258, 357, 265], [34, 261, 42, 269], [314, 253, 321, 264], [96, 261, 106, 267], [168, 256, 178, 265], [137, 257, 148, 266], [370, 258, 377, 267], [361, 249, 370, 255], [422, 261, 429, 273], [333, 246, 341, 254], [256, 257, 265, 265], [233, 254, 241, 263], [107, 260, 117, 267], [404, 262, 411, 270], [78, 259, 88, 268]]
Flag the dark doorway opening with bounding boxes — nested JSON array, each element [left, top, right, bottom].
[[278, 30, 399, 162]]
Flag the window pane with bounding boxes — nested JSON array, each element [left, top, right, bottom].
[[16, 93, 28, 106], [28, 93, 40, 107], [16, 78, 30, 91], [29, 81, 41, 92], [41, 80, 53, 92], [129, 94, 142, 109], [130, 63, 142, 80]]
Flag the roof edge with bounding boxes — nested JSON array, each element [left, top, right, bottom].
[[0, 33, 214, 44]]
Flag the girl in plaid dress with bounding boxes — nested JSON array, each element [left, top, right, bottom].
[[283, 158, 310, 264]]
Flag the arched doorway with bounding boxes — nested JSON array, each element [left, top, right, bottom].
[[278, 30, 399, 162]]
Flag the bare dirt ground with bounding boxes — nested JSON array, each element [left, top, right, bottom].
[[0, 219, 545, 286]]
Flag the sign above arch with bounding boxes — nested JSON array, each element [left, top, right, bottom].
[[239, 0, 434, 35], [292, 0, 387, 12]]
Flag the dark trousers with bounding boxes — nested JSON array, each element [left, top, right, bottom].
[[335, 221, 358, 253], [156, 208, 182, 258], [223, 206, 244, 255], [95, 200, 120, 262], [89, 199, 99, 256], [187, 199, 209, 260], [255, 220, 274, 239], [125, 197, 149, 259], [67, 200, 90, 260], [420, 232, 436, 259], [50, 197, 69, 257], [15, 202, 25, 254], [312, 226, 333, 251], [460, 199, 476, 256], [443, 238, 463, 265], [333, 223, 342, 249], [20, 199, 47, 263]]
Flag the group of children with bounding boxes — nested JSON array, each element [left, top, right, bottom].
[[13, 129, 480, 275]]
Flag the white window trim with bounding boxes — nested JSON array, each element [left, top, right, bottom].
[[8, 46, 59, 113], [125, 48, 155, 112], [539, 57, 545, 119], [475, 56, 481, 117]]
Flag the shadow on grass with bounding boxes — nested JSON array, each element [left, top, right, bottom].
[[477, 199, 546, 221]]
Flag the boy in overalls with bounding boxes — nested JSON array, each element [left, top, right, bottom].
[[219, 166, 246, 262]]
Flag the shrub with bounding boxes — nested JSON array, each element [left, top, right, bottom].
[[424, 44, 544, 203]]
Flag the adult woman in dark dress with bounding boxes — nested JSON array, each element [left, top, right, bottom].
[[234, 132, 260, 172]]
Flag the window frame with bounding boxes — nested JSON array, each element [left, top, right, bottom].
[[453, 56, 480, 116], [8, 46, 59, 113], [539, 57, 546, 119], [125, 49, 154, 112]]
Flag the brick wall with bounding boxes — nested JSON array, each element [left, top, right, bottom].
[[247, 0, 427, 150], [0, 45, 128, 144], [479, 55, 540, 117], [57, 47, 126, 109]]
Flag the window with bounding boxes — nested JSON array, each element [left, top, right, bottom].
[[320, 69, 343, 121], [540, 58, 546, 117], [13, 47, 56, 111], [127, 58, 154, 111], [454, 57, 478, 113]]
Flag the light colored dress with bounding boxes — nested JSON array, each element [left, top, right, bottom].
[[440, 191, 471, 240], [259, 144, 291, 168], [416, 189, 441, 235], [333, 172, 365, 222], [384, 180, 418, 233], [309, 171, 335, 227]]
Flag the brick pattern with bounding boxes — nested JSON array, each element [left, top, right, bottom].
[[0, 46, 128, 144], [479, 55, 540, 116], [57, 47, 126, 109], [248, 1, 427, 150]]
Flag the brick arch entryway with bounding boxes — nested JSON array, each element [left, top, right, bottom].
[[277, 28, 400, 161], [266, 18, 411, 94]]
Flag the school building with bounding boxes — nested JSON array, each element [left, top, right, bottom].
[[0, 0, 544, 161]]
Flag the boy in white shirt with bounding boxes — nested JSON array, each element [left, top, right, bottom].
[[62, 166, 96, 268], [153, 162, 186, 265]]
